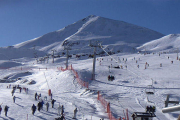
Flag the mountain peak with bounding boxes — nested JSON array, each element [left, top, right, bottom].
[[14, 16, 164, 54]]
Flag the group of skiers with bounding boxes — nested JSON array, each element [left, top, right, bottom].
[[34, 92, 41, 101], [10, 84, 28, 96], [146, 106, 156, 113], [3, 84, 78, 119], [0, 84, 29, 117], [32, 92, 77, 120]]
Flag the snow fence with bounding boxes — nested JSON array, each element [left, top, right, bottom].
[[58, 65, 89, 89], [97, 91, 129, 120]]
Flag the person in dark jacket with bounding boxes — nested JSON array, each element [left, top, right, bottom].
[[51, 99, 56, 108], [61, 105, 64, 115], [37, 102, 41, 111], [45, 102, 49, 111], [41, 100, 44, 110], [13, 96, 16, 103], [31, 104, 36, 115], [4, 105, 9, 116], [73, 108, 78, 119], [35, 92, 37, 100]]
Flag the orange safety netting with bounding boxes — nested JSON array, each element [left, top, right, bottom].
[[58, 65, 89, 89]]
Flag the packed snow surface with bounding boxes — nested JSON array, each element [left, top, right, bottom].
[[0, 51, 180, 120], [137, 34, 180, 53], [1, 15, 180, 120]]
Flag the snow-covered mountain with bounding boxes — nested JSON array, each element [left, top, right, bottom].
[[137, 34, 180, 53], [0, 47, 45, 60], [1, 15, 180, 120], [13, 15, 164, 54]]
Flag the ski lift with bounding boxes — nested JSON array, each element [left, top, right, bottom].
[[145, 85, 155, 95], [132, 112, 156, 120], [164, 94, 179, 107]]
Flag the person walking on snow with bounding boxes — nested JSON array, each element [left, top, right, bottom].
[[61, 105, 64, 115], [38, 93, 41, 100], [26, 88, 28, 94], [57, 104, 61, 116], [41, 100, 44, 110], [35, 92, 37, 100], [19, 87, 22, 93], [51, 99, 56, 108], [50, 93, 53, 100], [73, 108, 78, 119], [11, 89, 15, 96], [13, 96, 16, 103], [37, 102, 41, 111], [45, 102, 49, 111], [4, 105, 9, 117], [31, 104, 36, 115]]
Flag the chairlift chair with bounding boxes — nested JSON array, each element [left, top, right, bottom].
[[108, 75, 115, 81], [145, 85, 155, 95], [164, 94, 179, 107]]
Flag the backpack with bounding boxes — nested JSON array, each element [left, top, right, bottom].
[[0, 107, 2, 111]]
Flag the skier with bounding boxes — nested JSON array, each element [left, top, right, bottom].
[[41, 100, 44, 110], [73, 108, 78, 119], [45, 102, 49, 111], [61, 105, 64, 115], [35, 92, 37, 100], [146, 106, 149, 113], [13, 96, 16, 103], [37, 102, 42, 112], [50, 93, 53, 100], [11, 89, 15, 96], [31, 104, 36, 115], [4, 105, 9, 116], [19, 87, 22, 93], [149, 106, 153, 112], [0, 105, 2, 115], [108, 75, 110, 81], [38, 93, 41, 100], [57, 104, 61, 116], [152, 106, 155, 112], [37, 102, 41, 111], [26, 88, 28, 94], [51, 99, 56, 108]]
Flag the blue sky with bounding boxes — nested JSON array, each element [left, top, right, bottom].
[[0, 0, 180, 47]]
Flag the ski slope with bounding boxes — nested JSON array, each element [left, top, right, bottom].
[[0, 51, 180, 120]]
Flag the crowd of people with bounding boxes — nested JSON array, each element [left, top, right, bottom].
[[33, 91, 68, 119], [1, 84, 29, 117], [1, 84, 79, 120]]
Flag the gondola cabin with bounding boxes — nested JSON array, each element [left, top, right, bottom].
[[131, 112, 156, 120]]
